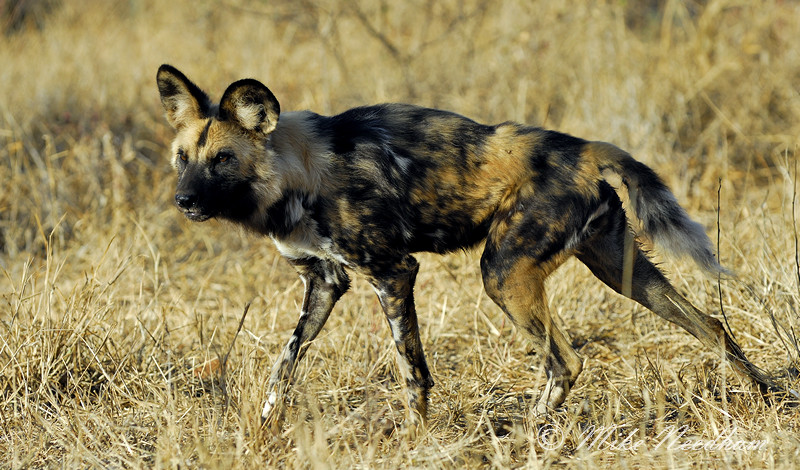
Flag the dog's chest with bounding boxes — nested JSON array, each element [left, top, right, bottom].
[[269, 207, 352, 267]]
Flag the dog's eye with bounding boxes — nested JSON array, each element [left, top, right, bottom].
[[215, 151, 234, 164], [177, 150, 187, 162]]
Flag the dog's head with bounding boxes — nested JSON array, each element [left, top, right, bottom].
[[156, 64, 282, 223]]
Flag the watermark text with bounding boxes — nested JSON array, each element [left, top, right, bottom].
[[537, 423, 768, 453]]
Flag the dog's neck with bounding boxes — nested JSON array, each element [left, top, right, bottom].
[[269, 111, 332, 198]]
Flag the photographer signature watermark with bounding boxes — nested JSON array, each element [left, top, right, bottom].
[[536, 423, 768, 452]]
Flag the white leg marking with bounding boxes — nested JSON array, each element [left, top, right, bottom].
[[262, 391, 278, 418]]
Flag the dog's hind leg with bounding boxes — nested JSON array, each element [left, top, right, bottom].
[[481, 220, 584, 416], [261, 257, 350, 425], [575, 198, 780, 394]]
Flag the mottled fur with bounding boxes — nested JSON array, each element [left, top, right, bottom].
[[157, 65, 779, 430]]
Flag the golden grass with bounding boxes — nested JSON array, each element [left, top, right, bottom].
[[1, 0, 800, 467]]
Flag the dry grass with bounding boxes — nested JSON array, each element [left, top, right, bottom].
[[2, 0, 800, 468]]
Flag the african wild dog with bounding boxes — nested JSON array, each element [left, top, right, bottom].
[[157, 64, 780, 431]]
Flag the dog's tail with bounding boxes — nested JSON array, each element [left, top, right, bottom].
[[587, 141, 731, 276]]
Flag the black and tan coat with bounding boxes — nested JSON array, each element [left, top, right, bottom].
[[157, 64, 781, 432]]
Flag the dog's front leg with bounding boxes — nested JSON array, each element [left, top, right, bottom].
[[261, 257, 350, 425], [367, 256, 434, 434]]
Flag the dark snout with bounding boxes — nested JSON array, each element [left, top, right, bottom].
[[174, 164, 212, 221], [175, 192, 198, 210], [174, 190, 211, 221]]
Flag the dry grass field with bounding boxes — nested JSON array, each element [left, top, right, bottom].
[[2, 0, 800, 468]]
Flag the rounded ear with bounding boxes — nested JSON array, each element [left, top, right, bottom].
[[157, 64, 212, 129], [218, 79, 280, 134]]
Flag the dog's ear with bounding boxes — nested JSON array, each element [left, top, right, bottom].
[[157, 64, 212, 129], [218, 79, 280, 134]]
